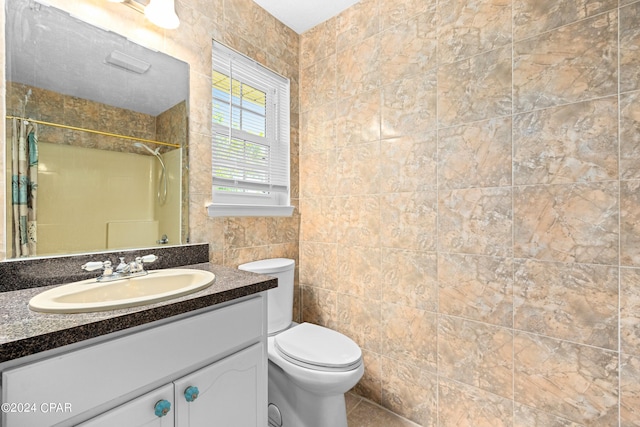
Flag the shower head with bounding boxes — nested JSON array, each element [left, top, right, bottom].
[[133, 141, 160, 156], [133, 141, 168, 205]]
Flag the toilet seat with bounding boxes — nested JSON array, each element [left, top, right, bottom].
[[274, 323, 362, 372]]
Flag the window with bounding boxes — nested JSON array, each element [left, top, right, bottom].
[[208, 41, 292, 217]]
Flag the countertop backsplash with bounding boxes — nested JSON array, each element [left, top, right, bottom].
[[0, 244, 210, 292]]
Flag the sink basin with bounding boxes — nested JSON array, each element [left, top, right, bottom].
[[29, 269, 216, 313]]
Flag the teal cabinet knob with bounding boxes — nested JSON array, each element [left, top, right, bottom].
[[184, 386, 199, 402], [154, 399, 171, 417]]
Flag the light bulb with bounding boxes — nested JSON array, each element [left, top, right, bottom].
[[145, 0, 180, 29]]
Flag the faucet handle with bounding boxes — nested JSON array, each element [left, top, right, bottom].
[[140, 254, 158, 264], [82, 261, 108, 272], [82, 260, 113, 277]]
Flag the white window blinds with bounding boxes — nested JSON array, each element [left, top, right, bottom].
[[211, 41, 290, 206]]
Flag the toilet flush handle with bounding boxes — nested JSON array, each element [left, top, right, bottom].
[[184, 386, 199, 402]]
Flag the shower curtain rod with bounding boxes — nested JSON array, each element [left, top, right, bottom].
[[5, 115, 181, 148]]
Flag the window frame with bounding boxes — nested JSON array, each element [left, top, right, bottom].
[[208, 41, 293, 218]]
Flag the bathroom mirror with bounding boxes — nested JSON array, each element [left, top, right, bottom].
[[4, 0, 189, 259]]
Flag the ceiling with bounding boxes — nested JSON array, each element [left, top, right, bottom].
[[6, 0, 188, 117], [252, 0, 360, 34]]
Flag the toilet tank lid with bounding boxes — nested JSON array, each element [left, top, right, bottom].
[[238, 258, 295, 274]]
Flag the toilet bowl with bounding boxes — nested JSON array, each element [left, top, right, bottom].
[[239, 258, 364, 427]]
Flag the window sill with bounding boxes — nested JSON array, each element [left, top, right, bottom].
[[206, 203, 294, 218]]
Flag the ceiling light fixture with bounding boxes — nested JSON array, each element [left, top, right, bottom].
[[145, 0, 180, 29], [109, 0, 180, 30]]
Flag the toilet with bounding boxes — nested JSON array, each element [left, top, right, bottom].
[[239, 258, 364, 427]]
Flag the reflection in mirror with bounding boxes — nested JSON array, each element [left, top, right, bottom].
[[4, 0, 189, 258]]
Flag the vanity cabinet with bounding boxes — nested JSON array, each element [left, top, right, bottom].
[[79, 343, 263, 427], [1, 295, 267, 427]]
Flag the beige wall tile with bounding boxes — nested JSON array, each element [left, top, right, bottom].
[[513, 259, 619, 349], [514, 182, 619, 264], [438, 117, 512, 189], [621, 354, 640, 426], [620, 2, 640, 93], [300, 55, 336, 113], [300, 102, 336, 153], [513, 11, 618, 113], [380, 191, 438, 251], [379, 10, 438, 83], [353, 349, 383, 404], [379, 0, 436, 30], [337, 142, 381, 195], [301, 284, 338, 329], [381, 357, 438, 426], [438, 253, 513, 327], [382, 71, 438, 139], [514, 332, 619, 425], [300, 197, 338, 243], [300, 150, 337, 197], [336, 245, 382, 299], [438, 46, 512, 128], [299, 242, 338, 289], [381, 302, 437, 371], [438, 378, 513, 427], [335, 195, 381, 248], [337, 35, 381, 98], [513, 0, 618, 41], [438, 187, 513, 257], [513, 97, 618, 185], [437, 0, 512, 64], [380, 132, 437, 193], [513, 403, 584, 427], [621, 91, 640, 180], [438, 315, 513, 398], [621, 267, 640, 356], [621, 180, 640, 266], [337, 294, 382, 353], [381, 249, 437, 311], [336, 0, 380, 51], [336, 89, 381, 145], [300, 18, 336, 69]]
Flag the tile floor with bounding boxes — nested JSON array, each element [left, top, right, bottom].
[[346, 393, 420, 427]]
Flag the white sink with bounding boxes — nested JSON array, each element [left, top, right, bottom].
[[29, 269, 216, 313]]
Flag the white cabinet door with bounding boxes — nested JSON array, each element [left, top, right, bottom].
[[174, 342, 266, 427], [77, 384, 175, 427]]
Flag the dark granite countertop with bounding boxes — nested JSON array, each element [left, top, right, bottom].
[[0, 263, 277, 363]]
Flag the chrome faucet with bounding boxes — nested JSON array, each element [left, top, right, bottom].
[[82, 254, 158, 282]]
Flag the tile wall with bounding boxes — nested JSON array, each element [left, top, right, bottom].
[[299, 0, 640, 425]]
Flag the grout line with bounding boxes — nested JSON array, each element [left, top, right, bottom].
[[434, 1, 441, 423], [348, 394, 423, 427], [511, 0, 517, 421], [617, 2, 622, 426]]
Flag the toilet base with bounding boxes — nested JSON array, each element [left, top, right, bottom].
[[268, 361, 348, 427]]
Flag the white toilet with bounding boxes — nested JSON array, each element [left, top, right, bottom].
[[239, 258, 364, 427]]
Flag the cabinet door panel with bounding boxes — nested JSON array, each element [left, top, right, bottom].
[[77, 384, 174, 427], [174, 343, 265, 427]]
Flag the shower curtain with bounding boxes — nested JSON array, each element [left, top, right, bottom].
[[12, 118, 38, 257]]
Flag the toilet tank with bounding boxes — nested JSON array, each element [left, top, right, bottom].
[[238, 258, 295, 335]]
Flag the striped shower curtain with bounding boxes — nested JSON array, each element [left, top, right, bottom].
[[12, 118, 38, 257]]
